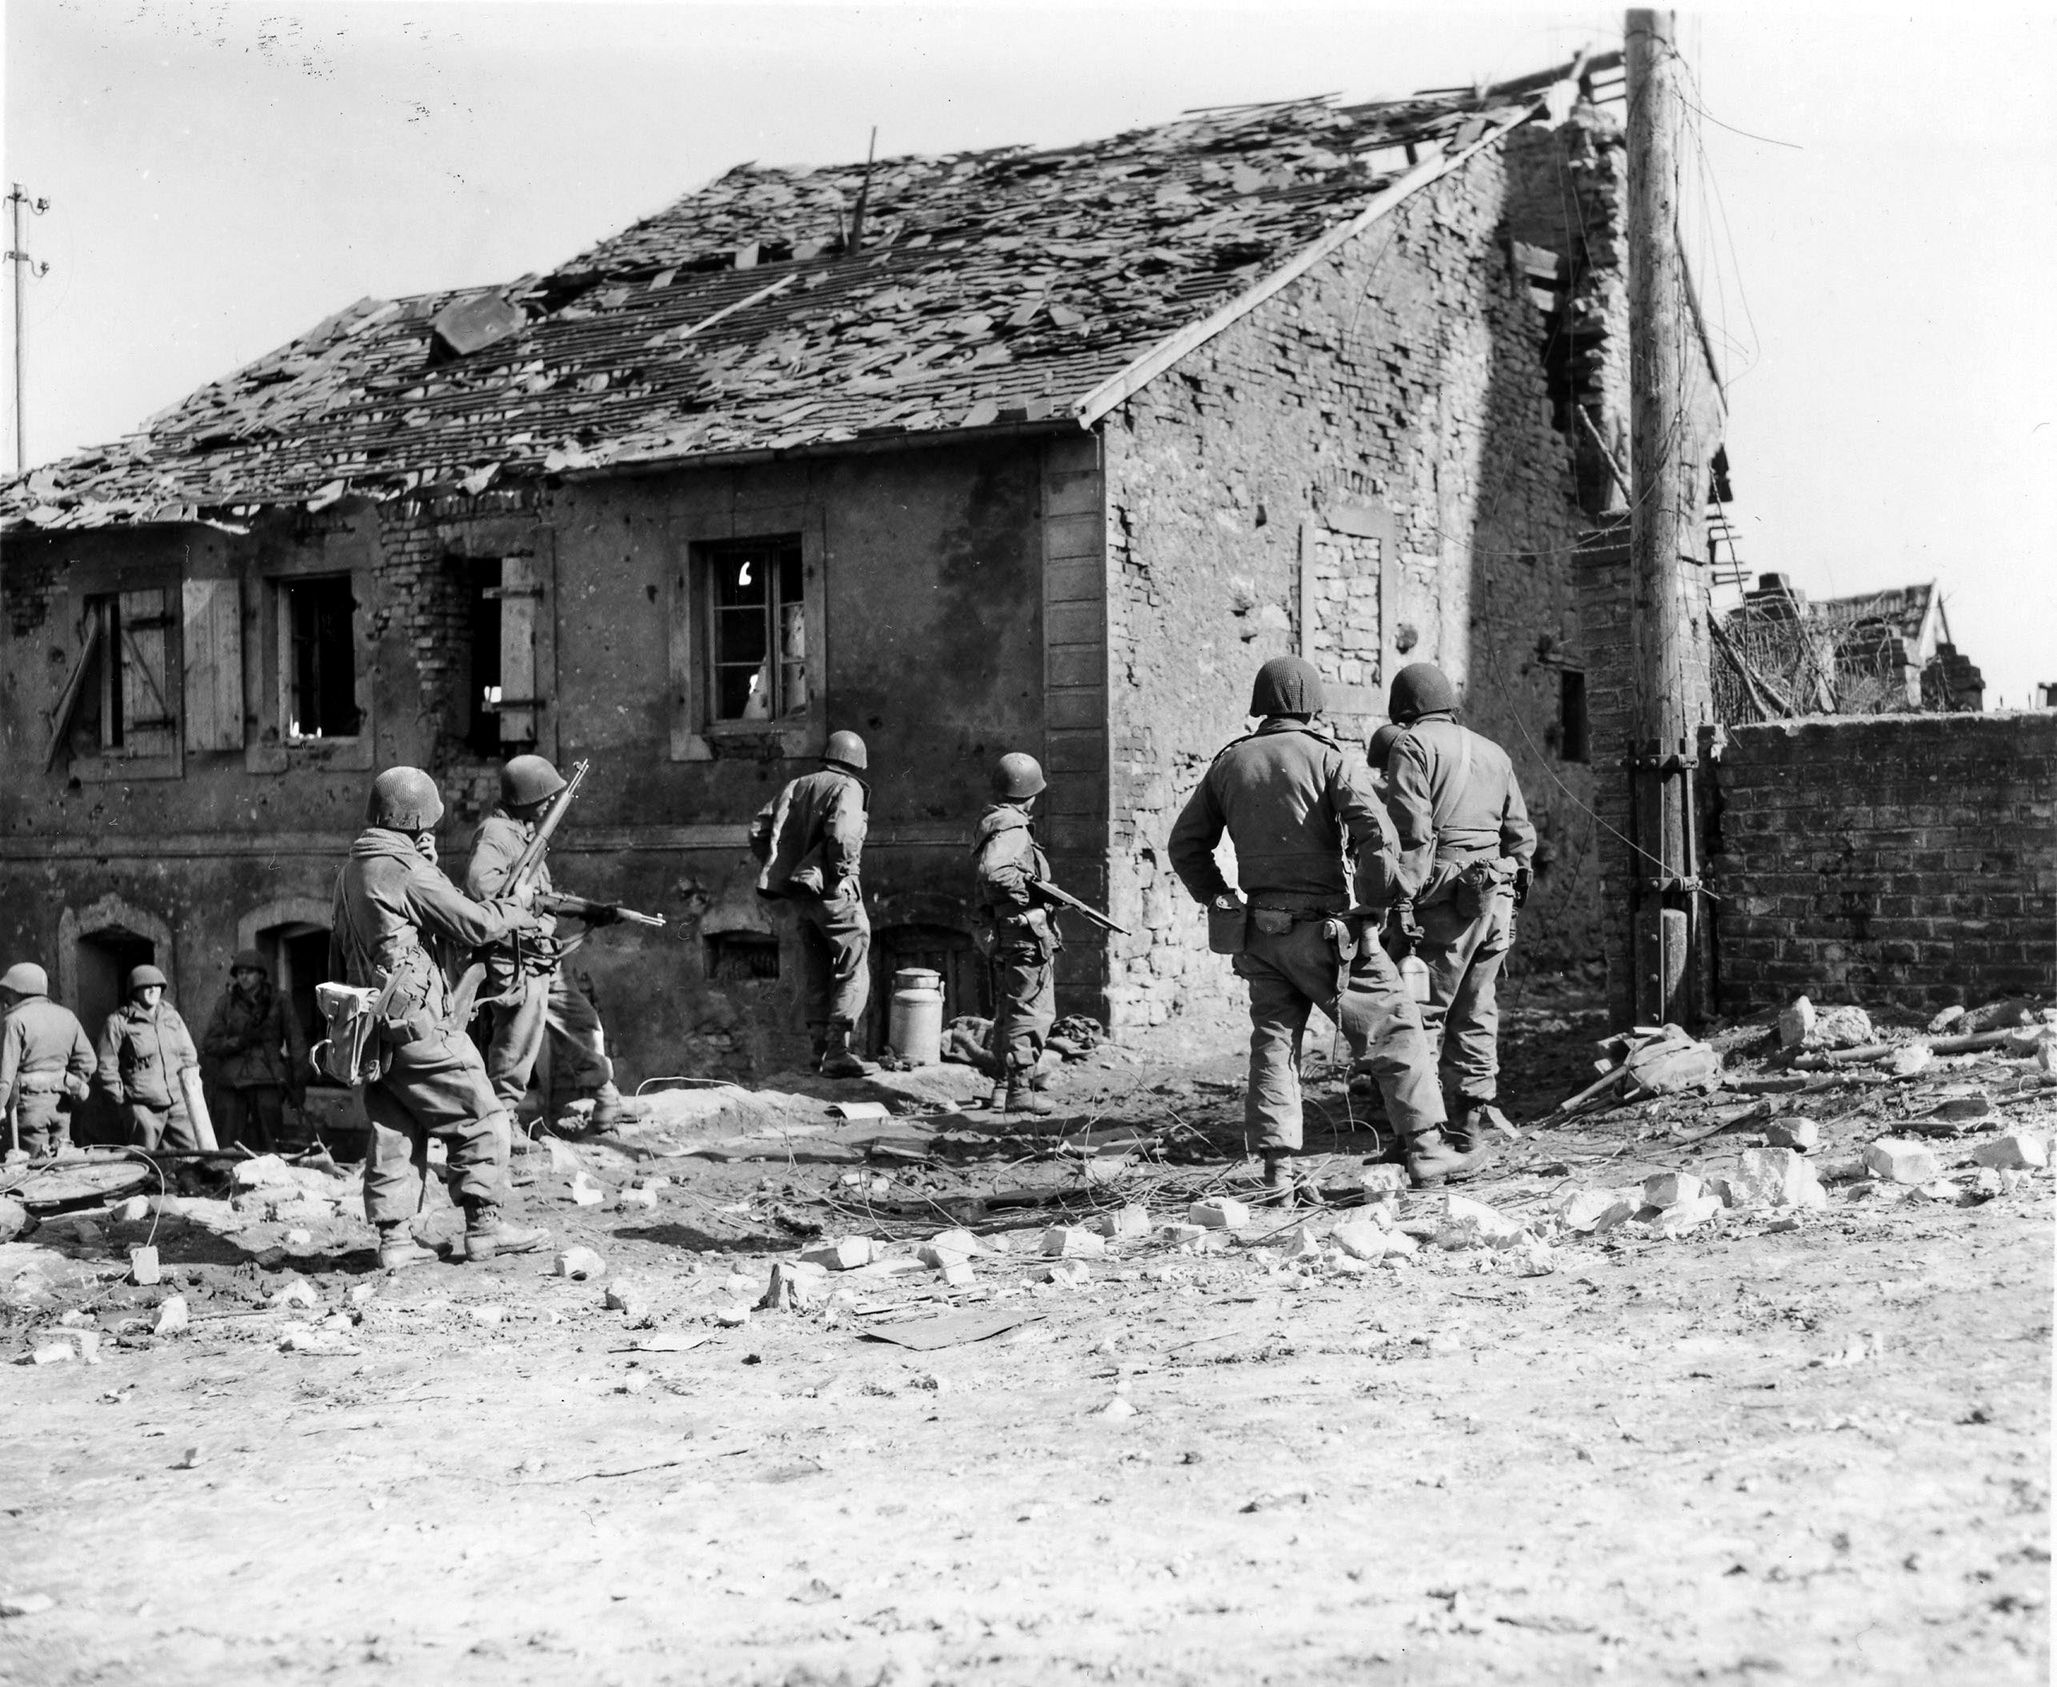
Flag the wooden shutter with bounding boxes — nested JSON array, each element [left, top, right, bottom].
[[118, 588, 176, 757], [182, 575, 244, 752], [498, 556, 539, 744], [667, 548, 712, 761]]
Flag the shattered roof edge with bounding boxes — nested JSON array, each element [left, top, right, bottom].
[[1073, 101, 1543, 428]]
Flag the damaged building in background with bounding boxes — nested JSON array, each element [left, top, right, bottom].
[[0, 51, 1716, 1090]]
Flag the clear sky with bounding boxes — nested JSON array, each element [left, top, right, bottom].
[[5, 1, 2053, 704]]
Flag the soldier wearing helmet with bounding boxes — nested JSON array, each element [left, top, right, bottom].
[[1169, 656, 1484, 1199], [331, 765, 552, 1268], [95, 964, 203, 1152], [464, 755, 640, 1130], [750, 731, 875, 1078], [1382, 661, 1537, 1150], [972, 751, 1059, 1114], [1, 961, 96, 1158], [199, 949, 306, 1153]]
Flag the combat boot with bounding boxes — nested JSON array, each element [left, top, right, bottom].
[[1448, 1100, 1512, 1153], [1404, 1126, 1494, 1188], [464, 1210, 550, 1262], [818, 1025, 875, 1080], [376, 1224, 437, 1271], [1004, 1076, 1053, 1116], [587, 1085, 647, 1129]]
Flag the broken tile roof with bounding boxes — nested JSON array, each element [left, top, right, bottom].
[[1815, 582, 1943, 644], [2, 54, 1617, 533]]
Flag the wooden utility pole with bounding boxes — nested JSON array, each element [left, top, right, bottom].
[[5, 183, 51, 472], [1624, 10, 1708, 1026]]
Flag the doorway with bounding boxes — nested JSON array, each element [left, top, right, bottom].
[[73, 928, 156, 1144]]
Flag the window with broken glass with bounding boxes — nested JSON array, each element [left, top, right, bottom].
[[702, 536, 809, 726], [280, 575, 362, 741]]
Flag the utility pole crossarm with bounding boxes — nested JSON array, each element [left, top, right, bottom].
[[7, 182, 52, 473]]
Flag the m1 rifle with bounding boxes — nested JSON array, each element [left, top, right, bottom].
[[1028, 877, 1129, 937], [535, 892, 667, 930], [448, 758, 588, 1027]]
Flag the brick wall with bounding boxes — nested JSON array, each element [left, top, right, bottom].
[[1098, 118, 1619, 1034], [1708, 712, 2057, 1011]]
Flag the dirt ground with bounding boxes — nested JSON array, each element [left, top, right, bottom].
[[2, 976, 2050, 1687]]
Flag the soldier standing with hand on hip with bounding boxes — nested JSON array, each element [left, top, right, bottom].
[[1382, 661, 1537, 1148], [752, 731, 876, 1079], [1170, 656, 1488, 1200]]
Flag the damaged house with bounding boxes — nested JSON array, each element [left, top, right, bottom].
[[0, 51, 1706, 1088]]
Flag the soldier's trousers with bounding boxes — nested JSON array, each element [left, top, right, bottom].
[[13, 1091, 70, 1155], [792, 891, 871, 1031], [216, 1086, 284, 1153], [361, 1029, 512, 1227], [480, 968, 615, 1112], [126, 1100, 200, 1152], [1416, 891, 1515, 1104], [990, 945, 1055, 1076], [1233, 914, 1444, 1154]]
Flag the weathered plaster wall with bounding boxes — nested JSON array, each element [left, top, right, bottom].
[[0, 433, 1077, 1085], [1098, 121, 1618, 1034]]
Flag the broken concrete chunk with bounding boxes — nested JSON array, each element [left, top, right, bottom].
[[1040, 1226, 1106, 1259], [1778, 996, 1817, 1050], [940, 1260, 976, 1288], [1513, 1239, 1554, 1277], [1926, 1094, 1995, 1123], [801, 1237, 874, 1271], [1865, 1138, 1942, 1185], [153, 1294, 190, 1335], [1551, 1186, 1643, 1233], [1763, 1116, 1821, 1152], [1159, 1222, 1209, 1246], [569, 1172, 606, 1207], [1965, 998, 2034, 1033], [1644, 1194, 1723, 1238], [603, 1278, 642, 1312], [1808, 1005, 1875, 1051], [1726, 1148, 1827, 1212], [1886, 1044, 1933, 1078], [1357, 1164, 1409, 1195], [917, 1229, 982, 1268], [269, 1279, 319, 1310], [30, 1342, 73, 1365], [1187, 1198, 1250, 1231], [1331, 1220, 1399, 1261], [1971, 1132, 2048, 1171], [129, 1246, 162, 1286], [113, 1195, 150, 1223], [554, 1246, 607, 1280], [758, 1260, 824, 1311], [1085, 1205, 1150, 1240], [1641, 1172, 1705, 1210], [230, 1154, 293, 1190], [1434, 1194, 1527, 1251]]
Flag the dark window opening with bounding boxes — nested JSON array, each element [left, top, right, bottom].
[[703, 535, 807, 724], [285, 576, 362, 740], [1559, 670, 1589, 763], [464, 560, 506, 755], [707, 932, 781, 982]]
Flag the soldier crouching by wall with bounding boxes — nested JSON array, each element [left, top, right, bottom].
[[330, 766, 552, 1269]]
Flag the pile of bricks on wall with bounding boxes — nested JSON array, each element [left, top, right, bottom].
[[1098, 121, 1614, 1036], [1706, 712, 2057, 1012]]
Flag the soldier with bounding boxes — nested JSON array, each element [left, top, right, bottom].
[[200, 949, 307, 1152], [465, 755, 639, 1130], [972, 752, 1060, 1116], [1382, 661, 1537, 1146], [0, 962, 95, 1158], [751, 731, 874, 1079], [331, 765, 550, 1269], [96, 965, 202, 1151], [1168, 655, 1487, 1199]]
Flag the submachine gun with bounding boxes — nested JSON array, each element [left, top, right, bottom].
[[447, 760, 666, 1025], [1028, 877, 1129, 937]]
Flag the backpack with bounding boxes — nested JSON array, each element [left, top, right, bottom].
[[311, 973, 404, 1087]]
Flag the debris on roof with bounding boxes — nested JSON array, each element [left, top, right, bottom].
[[2, 56, 1617, 532]]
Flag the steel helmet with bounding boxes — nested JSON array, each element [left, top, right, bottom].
[[0, 962, 48, 996], [230, 948, 270, 975], [1249, 655, 1326, 718], [366, 766, 445, 831], [823, 730, 868, 772], [126, 964, 169, 994], [500, 754, 566, 809], [993, 752, 1046, 800], [1388, 661, 1459, 724], [1367, 723, 1406, 771]]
